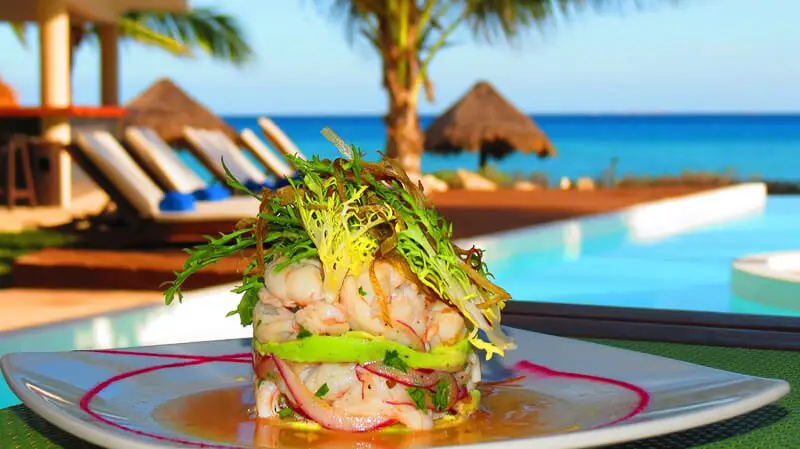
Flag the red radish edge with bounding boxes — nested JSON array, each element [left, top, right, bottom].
[[270, 355, 398, 432]]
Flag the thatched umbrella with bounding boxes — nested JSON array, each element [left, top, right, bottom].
[[424, 81, 555, 168], [122, 78, 238, 146]]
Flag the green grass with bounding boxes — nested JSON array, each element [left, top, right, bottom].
[[0, 230, 76, 286]]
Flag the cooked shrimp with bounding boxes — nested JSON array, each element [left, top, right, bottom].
[[425, 301, 467, 348], [254, 378, 282, 418], [340, 260, 428, 348], [253, 301, 298, 343], [263, 257, 328, 307], [295, 302, 350, 336], [332, 368, 433, 430], [298, 362, 358, 401]]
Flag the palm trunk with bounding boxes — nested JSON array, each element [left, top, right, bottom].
[[379, 3, 423, 175], [384, 85, 422, 175]]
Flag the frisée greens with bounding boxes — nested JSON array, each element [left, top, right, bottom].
[[164, 128, 515, 359]]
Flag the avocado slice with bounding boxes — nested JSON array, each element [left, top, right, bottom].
[[254, 332, 472, 371]]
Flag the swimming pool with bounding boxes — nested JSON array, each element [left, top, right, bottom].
[[480, 195, 800, 317], [0, 189, 795, 409], [0, 285, 251, 408]]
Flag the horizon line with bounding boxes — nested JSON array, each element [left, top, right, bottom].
[[220, 111, 800, 118]]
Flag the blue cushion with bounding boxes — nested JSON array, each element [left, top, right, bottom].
[[192, 183, 231, 201], [244, 178, 265, 193], [271, 176, 293, 189], [244, 175, 299, 193], [159, 191, 196, 212]]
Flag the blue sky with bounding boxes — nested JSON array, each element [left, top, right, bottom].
[[1, 0, 798, 115]]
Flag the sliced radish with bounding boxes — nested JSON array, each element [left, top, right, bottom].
[[360, 362, 442, 388], [269, 355, 397, 432]]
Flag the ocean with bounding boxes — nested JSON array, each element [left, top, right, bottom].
[[212, 115, 800, 184]]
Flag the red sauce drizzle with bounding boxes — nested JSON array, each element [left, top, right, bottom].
[[73, 349, 650, 448]]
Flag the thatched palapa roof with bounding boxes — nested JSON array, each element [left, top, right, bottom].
[[424, 81, 555, 165], [122, 78, 238, 146]]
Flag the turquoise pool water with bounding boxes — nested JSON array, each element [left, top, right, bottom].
[[484, 195, 800, 316], [1, 195, 798, 409]]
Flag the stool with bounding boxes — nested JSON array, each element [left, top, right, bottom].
[[0, 134, 37, 209]]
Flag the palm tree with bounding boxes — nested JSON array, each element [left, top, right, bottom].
[[9, 7, 253, 70], [317, 0, 673, 174]]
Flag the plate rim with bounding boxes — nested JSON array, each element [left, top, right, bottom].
[[0, 333, 791, 449]]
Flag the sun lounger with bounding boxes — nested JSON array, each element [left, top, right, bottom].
[[72, 130, 259, 224], [183, 127, 292, 193], [239, 128, 295, 179], [183, 127, 264, 184], [258, 117, 308, 162], [124, 126, 229, 201]]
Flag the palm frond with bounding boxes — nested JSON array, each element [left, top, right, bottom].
[[314, 0, 387, 46], [119, 8, 254, 66], [462, 0, 681, 44], [8, 22, 29, 47], [117, 18, 189, 56]]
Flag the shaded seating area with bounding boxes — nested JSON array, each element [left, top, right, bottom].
[[424, 80, 556, 169], [73, 130, 259, 220], [60, 130, 261, 246]]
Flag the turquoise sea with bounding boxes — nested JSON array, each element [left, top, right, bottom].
[[216, 114, 800, 183]]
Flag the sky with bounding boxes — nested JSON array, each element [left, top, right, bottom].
[[1, 0, 798, 115]]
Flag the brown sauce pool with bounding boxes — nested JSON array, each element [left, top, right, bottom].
[[153, 384, 578, 448]]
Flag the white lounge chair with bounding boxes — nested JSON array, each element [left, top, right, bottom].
[[183, 127, 282, 190], [240, 128, 296, 179], [73, 130, 259, 223], [124, 126, 212, 195], [258, 117, 308, 162]]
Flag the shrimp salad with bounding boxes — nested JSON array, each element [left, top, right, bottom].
[[165, 129, 516, 433]]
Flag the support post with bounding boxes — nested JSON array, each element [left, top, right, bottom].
[[38, 0, 72, 208], [98, 23, 119, 106]]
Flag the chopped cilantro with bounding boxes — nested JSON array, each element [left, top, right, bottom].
[[297, 327, 312, 339], [383, 350, 409, 373], [406, 387, 427, 411], [358, 286, 367, 296], [315, 383, 330, 398], [432, 379, 451, 412], [277, 407, 293, 418]]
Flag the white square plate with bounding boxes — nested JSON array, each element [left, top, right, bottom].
[[0, 327, 789, 449]]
